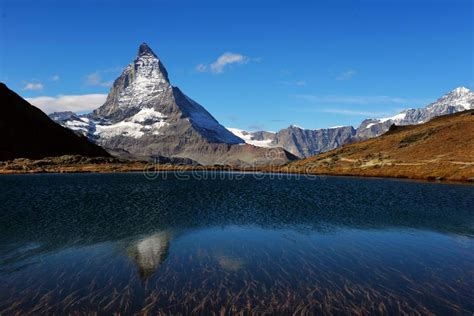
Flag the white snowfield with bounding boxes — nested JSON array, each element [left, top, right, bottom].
[[96, 108, 169, 139], [95, 121, 147, 139], [379, 112, 407, 123], [61, 107, 170, 139], [366, 112, 407, 128], [226, 128, 274, 147], [64, 117, 91, 135], [130, 107, 166, 123]]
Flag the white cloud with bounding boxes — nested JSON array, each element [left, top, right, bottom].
[[336, 69, 356, 81], [22, 82, 44, 91], [197, 52, 249, 74], [26, 94, 107, 114], [85, 72, 101, 85], [85, 72, 113, 87], [84, 67, 121, 87], [195, 63, 207, 72], [211, 52, 248, 73], [51, 75, 60, 81]]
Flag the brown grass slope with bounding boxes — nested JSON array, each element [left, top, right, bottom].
[[281, 110, 474, 181]]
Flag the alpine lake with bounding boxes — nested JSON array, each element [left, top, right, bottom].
[[0, 172, 473, 314]]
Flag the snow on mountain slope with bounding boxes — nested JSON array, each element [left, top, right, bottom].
[[130, 108, 167, 122], [226, 128, 275, 147], [51, 107, 169, 140]]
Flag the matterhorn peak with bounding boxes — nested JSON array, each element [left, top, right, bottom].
[[52, 43, 297, 166], [91, 42, 171, 121], [133, 42, 169, 82], [138, 42, 157, 58]]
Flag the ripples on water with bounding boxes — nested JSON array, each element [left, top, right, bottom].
[[0, 173, 473, 314]]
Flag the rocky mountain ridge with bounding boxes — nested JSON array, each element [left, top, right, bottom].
[[228, 87, 474, 158], [355, 86, 473, 140]]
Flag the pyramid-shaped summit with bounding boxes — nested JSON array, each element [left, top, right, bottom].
[[92, 42, 172, 121], [53, 43, 297, 166], [138, 42, 157, 57]]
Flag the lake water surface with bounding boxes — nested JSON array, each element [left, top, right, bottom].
[[0, 173, 473, 314]]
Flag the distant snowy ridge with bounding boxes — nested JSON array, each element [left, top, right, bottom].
[[227, 87, 473, 157], [356, 87, 474, 140]]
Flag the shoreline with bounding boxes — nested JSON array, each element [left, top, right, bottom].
[[1, 163, 472, 185]]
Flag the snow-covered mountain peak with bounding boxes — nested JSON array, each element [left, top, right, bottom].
[[52, 42, 253, 164], [428, 86, 473, 111], [92, 43, 172, 121], [450, 86, 471, 97], [138, 42, 157, 58], [132, 43, 169, 83]]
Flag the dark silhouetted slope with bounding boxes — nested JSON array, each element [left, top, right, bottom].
[[0, 83, 110, 161]]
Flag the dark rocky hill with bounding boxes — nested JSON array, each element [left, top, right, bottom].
[[0, 83, 110, 161]]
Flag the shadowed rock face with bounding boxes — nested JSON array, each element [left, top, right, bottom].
[[0, 83, 110, 161], [50, 43, 296, 166], [271, 125, 356, 158], [228, 126, 356, 158]]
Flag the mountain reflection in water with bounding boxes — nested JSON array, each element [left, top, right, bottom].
[[127, 231, 172, 280]]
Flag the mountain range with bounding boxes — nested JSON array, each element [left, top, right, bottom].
[[50, 43, 296, 166], [227, 87, 474, 158], [31, 42, 473, 165], [278, 109, 474, 182]]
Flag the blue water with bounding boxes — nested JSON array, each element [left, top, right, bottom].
[[0, 173, 473, 314]]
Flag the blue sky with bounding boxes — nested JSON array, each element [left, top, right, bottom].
[[0, 0, 472, 131]]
